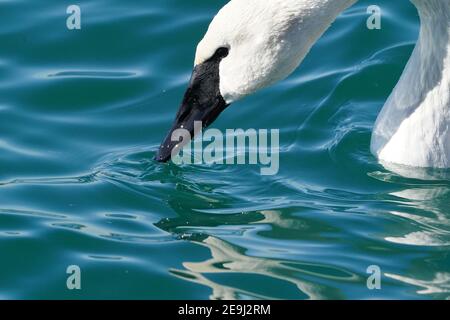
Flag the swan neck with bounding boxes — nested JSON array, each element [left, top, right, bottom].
[[411, 0, 450, 22], [370, 0, 450, 167]]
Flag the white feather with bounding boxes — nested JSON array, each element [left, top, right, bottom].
[[371, 0, 450, 168], [195, 0, 357, 102]]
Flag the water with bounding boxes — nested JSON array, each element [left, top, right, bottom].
[[0, 0, 449, 300]]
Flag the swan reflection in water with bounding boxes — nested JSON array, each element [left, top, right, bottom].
[[155, 190, 360, 299], [99, 148, 450, 299], [159, 229, 358, 300], [149, 160, 450, 299], [371, 162, 450, 298]]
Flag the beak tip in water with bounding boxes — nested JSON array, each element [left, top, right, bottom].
[[154, 51, 229, 165], [154, 146, 172, 163], [153, 154, 168, 163]]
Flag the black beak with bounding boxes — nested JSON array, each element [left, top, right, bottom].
[[155, 48, 230, 163]]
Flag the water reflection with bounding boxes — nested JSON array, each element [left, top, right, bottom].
[[369, 163, 450, 298], [100, 147, 450, 299], [378, 160, 450, 181], [154, 180, 360, 300], [385, 272, 450, 298], [371, 162, 450, 247], [167, 234, 358, 300], [385, 186, 450, 247]]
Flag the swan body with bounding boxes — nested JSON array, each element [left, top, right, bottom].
[[157, 0, 450, 169]]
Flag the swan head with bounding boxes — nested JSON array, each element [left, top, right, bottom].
[[156, 0, 356, 162]]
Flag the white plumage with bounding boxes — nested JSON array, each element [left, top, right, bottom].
[[371, 0, 450, 168], [195, 0, 358, 103]]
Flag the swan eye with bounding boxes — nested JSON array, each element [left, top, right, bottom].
[[202, 47, 229, 64], [214, 47, 229, 60]]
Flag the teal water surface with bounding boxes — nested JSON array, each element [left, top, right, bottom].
[[0, 0, 449, 299]]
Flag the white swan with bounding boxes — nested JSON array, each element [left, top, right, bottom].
[[156, 0, 450, 169]]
